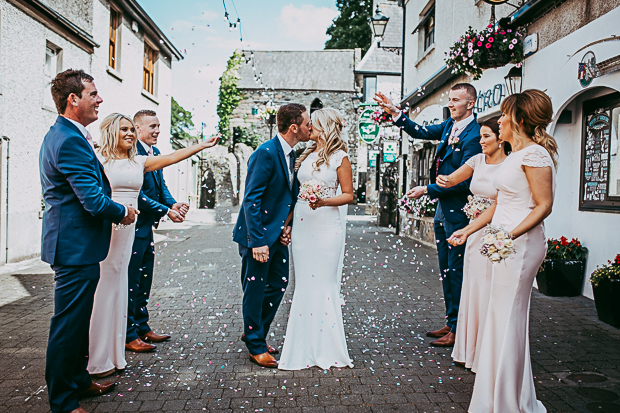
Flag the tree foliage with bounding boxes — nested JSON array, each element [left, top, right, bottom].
[[217, 50, 244, 145], [171, 97, 194, 140], [325, 0, 373, 54], [233, 126, 262, 150]]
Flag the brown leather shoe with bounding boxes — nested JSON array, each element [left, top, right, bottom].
[[71, 408, 89, 413], [249, 352, 278, 368], [431, 332, 455, 347], [140, 331, 171, 343], [125, 338, 156, 352], [76, 381, 116, 399], [240, 333, 279, 354], [426, 325, 451, 338], [90, 368, 116, 378]]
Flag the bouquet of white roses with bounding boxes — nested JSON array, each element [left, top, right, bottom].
[[299, 178, 329, 203], [463, 195, 493, 221], [479, 224, 515, 263]]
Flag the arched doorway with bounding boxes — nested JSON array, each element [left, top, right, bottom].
[[310, 98, 323, 115]]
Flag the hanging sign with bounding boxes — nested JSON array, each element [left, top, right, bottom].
[[368, 150, 379, 168], [358, 107, 380, 144], [383, 141, 398, 163]]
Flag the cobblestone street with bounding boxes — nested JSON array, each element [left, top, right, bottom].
[[1, 213, 620, 412]]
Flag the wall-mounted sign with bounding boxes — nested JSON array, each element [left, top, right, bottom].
[[383, 141, 398, 163], [523, 33, 538, 57], [579, 51, 597, 88], [474, 84, 505, 114], [368, 150, 379, 168], [358, 107, 380, 144]]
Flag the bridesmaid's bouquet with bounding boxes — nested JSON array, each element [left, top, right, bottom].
[[299, 178, 329, 203], [480, 224, 515, 263], [463, 195, 493, 221]]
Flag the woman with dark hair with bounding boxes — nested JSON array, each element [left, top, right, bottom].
[[448, 90, 557, 412], [435, 115, 507, 372]]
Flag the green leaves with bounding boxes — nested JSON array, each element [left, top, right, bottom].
[[171, 97, 195, 141], [325, 0, 373, 54], [217, 51, 244, 145]]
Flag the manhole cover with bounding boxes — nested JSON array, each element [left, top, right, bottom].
[[578, 388, 620, 402], [586, 402, 620, 413], [568, 373, 608, 383]]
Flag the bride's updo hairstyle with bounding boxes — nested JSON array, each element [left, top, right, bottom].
[[500, 89, 558, 168], [99, 112, 138, 162], [295, 108, 347, 171]]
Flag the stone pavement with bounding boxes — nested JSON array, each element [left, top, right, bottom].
[[1, 213, 620, 413]]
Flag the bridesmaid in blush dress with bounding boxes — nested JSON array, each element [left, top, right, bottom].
[[435, 116, 509, 373], [448, 90, 557, 412], [87, 114, 218, 377]]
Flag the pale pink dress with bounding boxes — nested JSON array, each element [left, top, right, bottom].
[[469, 145, 553, 413], [452, 153, 504, 372]]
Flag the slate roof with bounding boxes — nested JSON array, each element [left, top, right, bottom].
[[355, 1, 402, 74], [237, 50, 356, 92]]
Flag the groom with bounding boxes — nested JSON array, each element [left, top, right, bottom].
[[233, 103, 311, 367], [375, 84, 482, 347], [40, 69, 138, 413]]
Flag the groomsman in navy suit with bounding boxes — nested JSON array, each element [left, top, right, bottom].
[[40, 69, 138, 413], [375, 84, 482, 347], [124, 110, 187, 352], [233, 104, 311, 367]]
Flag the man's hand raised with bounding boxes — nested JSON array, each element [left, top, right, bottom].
[[120, 207, 139, 226], [373, 92, 401, 117]]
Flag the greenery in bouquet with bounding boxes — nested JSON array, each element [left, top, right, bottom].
[[544, 236, 587, 261], [398, 194, 437, 219], [445, 25, 525, 80], [370, 108, 393, 126], [589, 254, 620, 287]]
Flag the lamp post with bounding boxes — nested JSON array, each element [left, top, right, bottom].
[[369, 5, 389, 45], [504, 65, 523, 95]]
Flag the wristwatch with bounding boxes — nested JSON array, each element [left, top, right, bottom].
[[423, 186, 428, 195]]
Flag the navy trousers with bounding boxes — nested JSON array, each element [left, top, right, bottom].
[[239, 242, 289, 355], [126, 233, 155, 342], [434, 216, 468, 333], [46, 263, 99, 413]]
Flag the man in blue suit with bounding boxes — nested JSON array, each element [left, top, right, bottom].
[[40, 69, 138, 413], [125, 110, 187, 352], [233, 103, 311, 367], [375, 84, 482, 347]]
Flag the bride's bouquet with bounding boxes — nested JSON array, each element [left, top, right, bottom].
[[463, 195, 493, 221], [299, 178, 329, 203], [479, 224, 516, 263]]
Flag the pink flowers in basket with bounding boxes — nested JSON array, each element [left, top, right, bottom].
[[299, 178, 328, 203]]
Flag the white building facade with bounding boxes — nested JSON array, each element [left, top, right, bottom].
[[0, 0, 184, 263]]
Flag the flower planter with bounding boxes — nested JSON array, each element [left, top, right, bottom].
[[536, 259, 585, 297], [592, 278, 620, 328], [478, 52, 510, 70]]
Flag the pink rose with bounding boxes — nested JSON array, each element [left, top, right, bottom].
[[309, 195, 317, 203], [494, 239, 506, 249], [473, 210, 481, 218]]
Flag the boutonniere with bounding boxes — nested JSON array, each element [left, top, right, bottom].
[[448, 135, 461, 148]]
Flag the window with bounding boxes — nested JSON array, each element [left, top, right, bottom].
[[43, 43, 61, 109], [363, 76, 377, 103], [109, 6, 121, 69], [412, 3, 435, 60], [579, 92, 620, 212], [143, 42, 158, 95], [423, 14, 435, 51]]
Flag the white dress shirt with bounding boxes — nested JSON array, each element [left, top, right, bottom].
[[139, 139, 153, 155], [277, 134, 295, 185]]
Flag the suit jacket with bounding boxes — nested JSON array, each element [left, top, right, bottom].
[[233, 136, 299, 249], [39, 116, 126, 266], [394, 113, 482, 223], [135, 143, 177, 238]]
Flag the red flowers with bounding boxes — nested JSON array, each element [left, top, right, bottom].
[[560, 236, 569, 247], [615, 254, 620, 265], [477, 41, 483, 47], [545, 237, 587, 261], [485, 43, 492, 49]]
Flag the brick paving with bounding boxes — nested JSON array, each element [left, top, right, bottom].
[[1, 212, 620, 412]]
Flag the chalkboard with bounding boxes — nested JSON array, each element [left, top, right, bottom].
[[582, 110, 610, 201]]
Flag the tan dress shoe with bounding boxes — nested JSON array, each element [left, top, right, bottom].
[[431, 332, 456, 347], [426, 325, 451, 338], [76, 381, 116, 399], [249, 352, 278, 368], [125, 338, 156, 352], [90, 368, 116, 378], [140, 331, 171, 343], [240, 333, 279, 354]]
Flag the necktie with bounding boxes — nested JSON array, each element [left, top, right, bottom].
[[288, 150, 295, 187], [85, 131, 95, 150], [148, 147, 154, 156]]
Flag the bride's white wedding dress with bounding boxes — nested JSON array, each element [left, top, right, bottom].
[[87, 155, 147, 374], [279, 150, 353, 370]]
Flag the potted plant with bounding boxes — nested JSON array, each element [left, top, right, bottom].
[[590, 254, 620, 328], [536, 237, 587, 297], [445, 25, 525, 80]]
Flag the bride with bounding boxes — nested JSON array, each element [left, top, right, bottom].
[[87, 113, 218, 377], [279, 108, 354, 370]]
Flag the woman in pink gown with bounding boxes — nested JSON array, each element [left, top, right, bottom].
[[449, 90, 557, 413], [435, 116, 509, 373]]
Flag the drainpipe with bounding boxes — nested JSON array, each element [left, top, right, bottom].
[[2, 136, 9, 263], [396, 1, 407, 235]]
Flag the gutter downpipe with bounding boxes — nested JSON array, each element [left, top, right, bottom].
[[396, 0, 407, 235], [2, 136, 9, 263]]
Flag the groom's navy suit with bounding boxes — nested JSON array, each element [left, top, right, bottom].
[[40, 116, 125, 413], [126, 142, 176, 342], [233, 136, 298, 355], [394, 113, 481, 333]]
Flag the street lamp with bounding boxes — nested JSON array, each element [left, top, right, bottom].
[[369, 5, 389, 41], [504, 65, 523, 95]]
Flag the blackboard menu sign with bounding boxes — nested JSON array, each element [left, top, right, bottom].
[[580, 92, 620, 212]]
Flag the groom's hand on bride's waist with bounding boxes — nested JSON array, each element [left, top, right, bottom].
[[253, 246, 269, 263]]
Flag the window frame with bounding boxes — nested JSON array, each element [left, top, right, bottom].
[[423, 14, 435, 52], [108, 4, 121, 70], [578, 91, 620, 213], [43, 42, 62, 110], [143, 41, 158, 95]]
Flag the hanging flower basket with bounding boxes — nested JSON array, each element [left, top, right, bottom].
[[445, 25, 525, 80]]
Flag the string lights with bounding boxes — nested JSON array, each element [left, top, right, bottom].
[[222, 0, 243, 40]]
